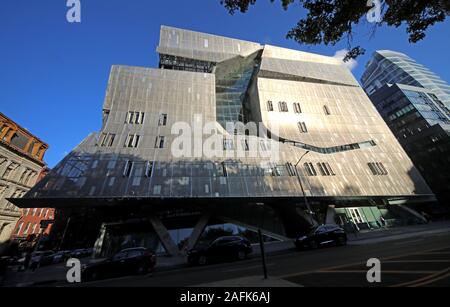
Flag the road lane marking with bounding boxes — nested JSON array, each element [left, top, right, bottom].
[[391, 267, 450, 287], [316, 270, 438, 274], [384, 260, 450, 263], [410, 271, 450, 287], [279, 245, 450, 280]]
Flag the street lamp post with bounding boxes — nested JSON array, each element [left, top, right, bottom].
[[294, 151, 315, 224]]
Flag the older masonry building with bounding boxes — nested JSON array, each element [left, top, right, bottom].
[[11, 27, 435, 256], [0, 112, 49, 253]]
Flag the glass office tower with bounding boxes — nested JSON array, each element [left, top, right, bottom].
[[361, 50, 450, 108], [367, 83, 450, 211], [11, 27, 434, 256], [362, 50, 450, 214]]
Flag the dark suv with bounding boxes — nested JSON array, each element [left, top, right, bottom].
[[187, 236, 253, 265], [295, 224, 347, 250]]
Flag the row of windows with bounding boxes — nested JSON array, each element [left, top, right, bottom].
[[267, 101, 331, 115], [16, 222, 40, 236], [100, 133, 166, 149], [23, 207, 53, 219], [125, 112, 168, 126], [298, 122, 308, 133], [125, 111, 145, 125], [121, 160, 338, 178], [15, 217, 52, 237], [100, 113, 169, 148], [99, 133, 116, 147], [124, 134, 140, 148], [123, 161, 154, 178], [0, 157, 37, 186], [388, 104, 415, 121], [368, 162, 388, 176], [304, 162, 336, 177]]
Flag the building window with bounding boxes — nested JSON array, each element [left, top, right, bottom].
[[286, 163, 297, 176], [155, 136, 165, 149], [271, 164, 285, 177], [25, 171, 36, 186], [324, 162, 335, 176], [123, 161, 134, 177], [298, 122, 308, 133], [279, 101, 289, 112], [19, 169, 29, 184], [153, 185, 162, 195], [267, 101, 274, 112], [158, 114, 168, 126], [145, 161, 154, 178], [100, 133, 116, 147], [15, 222, 23, 236], [3, 162, 18, 179], [126, 111, 145, 124], [32, 223, 38, 234], [368, 162, 388, 176], [304, 163, 317, 176], [317, 162, 336, 176], [124, 134, 140, 148], [323, 105, 331, 115], [293, 103, 302, 114], [23, 222, 31, 235]]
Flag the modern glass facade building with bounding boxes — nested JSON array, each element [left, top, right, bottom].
[[368, 83, 450, 211], [11, 27, 434, 255], [361, 50, 450, 109]]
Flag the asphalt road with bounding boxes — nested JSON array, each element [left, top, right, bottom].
[[74, 231, 450, 287]]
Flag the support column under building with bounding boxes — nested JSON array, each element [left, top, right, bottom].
[[184, 212, 211, 252], [149, 215, 179, 256], [325, 205, 336, 225], [397, 204, 428, 224]]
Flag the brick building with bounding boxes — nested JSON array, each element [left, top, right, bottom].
[[12, 168, 55, 240], [0, 112, 49, 253]]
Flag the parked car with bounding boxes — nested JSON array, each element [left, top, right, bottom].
[[52, 251, 72, 264], [187, 236, 253, 266], [30, 251, 55, 269], [295, 224, 347, 250], [70, 249, 84, 258], [83, 248, 94, 257], [81, 247, 156, 282]]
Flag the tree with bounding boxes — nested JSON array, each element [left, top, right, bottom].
[[220, 0, 450, 61]]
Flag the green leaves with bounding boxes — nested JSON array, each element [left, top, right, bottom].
[[220, 0, 449, 60]]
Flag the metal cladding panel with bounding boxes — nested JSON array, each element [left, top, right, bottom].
[[255, 76, 433, 198], [260, 58, 359, 87], [13, 27, 435, 207], [260, 45, 358, 87], [157, 25, 263, 63]]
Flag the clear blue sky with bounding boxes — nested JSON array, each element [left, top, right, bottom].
[[1, 0, 449, 168]]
